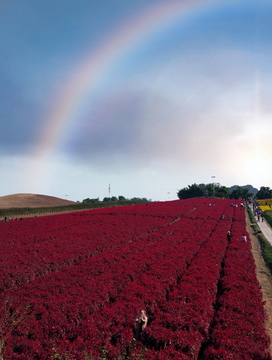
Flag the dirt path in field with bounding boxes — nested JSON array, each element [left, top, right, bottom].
[[246, 209, 272, 354]]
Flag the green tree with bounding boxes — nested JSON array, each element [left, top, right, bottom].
[[177, 183, 231, 199], [177, 183, 204, 199], [177, 183, 257, 200], [82, 197, 99, 203], [205, 183, 214, 197], [130, 197, 148, 202], [256, 186, 272, 199], [230, 186, 253, 199], [217, 186, 231, 198], [118, 195, 126, 201]]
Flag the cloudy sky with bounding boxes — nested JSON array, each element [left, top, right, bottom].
[[1, 0, 272, 202]]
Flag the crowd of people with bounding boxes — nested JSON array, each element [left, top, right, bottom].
[[252, 204, 264, 222]]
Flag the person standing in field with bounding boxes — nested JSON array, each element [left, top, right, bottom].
[[242, 234, 247, 243], [135, 309, 148, 339], [227, 231, 232, 242]]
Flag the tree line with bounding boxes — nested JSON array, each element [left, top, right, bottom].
[[82, 185, 272, 203], [177, 184, 272, 200], [82, 196, 148, 203]]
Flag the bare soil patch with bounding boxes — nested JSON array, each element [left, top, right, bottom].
[[0, 193, 75, 209], [246, 210, 272, 354]]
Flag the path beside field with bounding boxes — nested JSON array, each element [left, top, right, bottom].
[[247, 204, 272, 355], [251, 204, 272, 245]]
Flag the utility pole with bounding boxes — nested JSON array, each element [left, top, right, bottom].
[[109, 183, 111, 198], [211, 176, 216, 197]]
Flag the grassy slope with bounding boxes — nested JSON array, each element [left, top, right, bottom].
[[0, 197, 148, 219]]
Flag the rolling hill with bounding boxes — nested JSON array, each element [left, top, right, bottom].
[[0, 193, 76, 209]]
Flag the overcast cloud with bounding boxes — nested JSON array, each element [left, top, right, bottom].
[[1, 0, 272, 201]]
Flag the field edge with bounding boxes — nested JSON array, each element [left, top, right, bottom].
[[246, 209, 272, 355]]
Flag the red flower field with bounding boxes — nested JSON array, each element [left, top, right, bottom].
[[0, 199, 270, 359]]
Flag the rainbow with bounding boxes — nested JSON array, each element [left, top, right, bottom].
[[36, 0, 218, 159]]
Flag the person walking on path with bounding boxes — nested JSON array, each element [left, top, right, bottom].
[[250, 202, 272, 247]]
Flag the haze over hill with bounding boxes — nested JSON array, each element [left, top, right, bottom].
[[0, 194, 76, 209]]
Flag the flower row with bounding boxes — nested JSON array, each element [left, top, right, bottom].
[[1, 199, 243, 359], [0, 200, 202, 292], [203, 217, 271, 359]]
